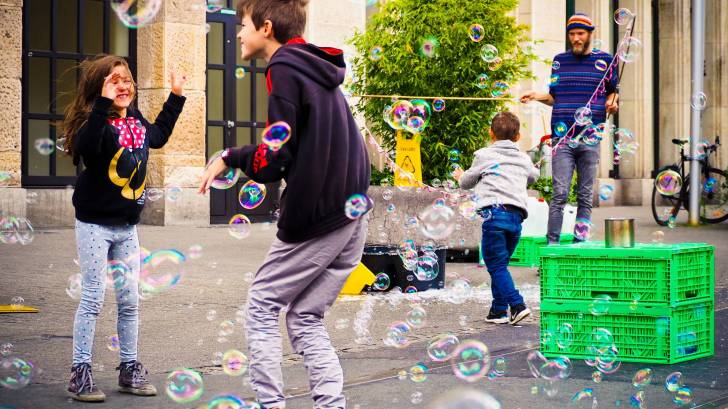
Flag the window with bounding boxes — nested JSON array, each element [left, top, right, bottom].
[[22, 0, 136, 186]]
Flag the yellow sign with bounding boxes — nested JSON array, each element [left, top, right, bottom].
[[339, 262, 376, 296], [394, 131, 423, 187]]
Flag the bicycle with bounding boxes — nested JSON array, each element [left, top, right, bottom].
[[651, 135, 728, 226]]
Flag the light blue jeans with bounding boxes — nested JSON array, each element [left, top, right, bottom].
[[72, 220, 140, 365]]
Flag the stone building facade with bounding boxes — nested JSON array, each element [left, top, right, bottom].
[[0, 0, 724, 227]]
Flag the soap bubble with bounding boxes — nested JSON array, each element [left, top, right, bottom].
[[595, 59, 609, 71], [238, 180, 267, 209], [261, 121, 292, 152], [632, 368, 652, 388], [384, 322, 412, 348], [691, 92, 707, 111], [614, 8, 634, 25], [404, 99, 431, 134], [0, 356, 34, 390], [418, 36, 439, 59], [433, 99, 446, 112], [451, 340, 490, 382], [430, 389, 502, 409], [406, 306, 427, 328], [491, 357, 507, 377], [574, 218, 594, 241], [553, 122, 568, 138], [592, 371, 603, 383], [139, 249, 185, 294], [468, 24, 485, 42], [673, 386, 693, 405], [427, 333, 460, 362], [665, 372, 684, 392], [409, 363, 428, 383], [10, 296, 24, 309], [539, 356, 572, 381], [655, 170, 682, 196], [34, 138, 55, 155], [235, 67, 247, 79], [112, 0, 163, 29], [570, 388, 593, 402], [526, 350, 548, 378], [556, 323, 574, 349], [66, 273, 82, 300], [617, 37, 642, 63], [415, 253, 439, 281], [146, 188, 163, 201], [222, 349, 248, 377], [419, 201, 455, 240], [386, 100, 414, 130], [107, 334, 120, 352], [599, 184, 614, 201], [165, 368, 204, 403], [373, 273, 390, 290], [590, 294, 612, 316], [552, 60, 560, 70], [345, 194, 373, 219], [228, 214, 252, 239], [480, 44, 499, 63], [0, 344, 13, 357], [630, 391, 645, 408], [369, 46, 384, 61], [476, 74, 489, 90], [411, 391, 423, 404], [574, 106, 593, 126]]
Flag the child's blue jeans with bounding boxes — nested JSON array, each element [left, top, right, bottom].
[[480, 207, 525, 312]]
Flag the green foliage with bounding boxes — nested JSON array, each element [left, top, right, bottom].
[[528, 175, 578, 204], [370, 164, 394, 186], [349, 0, 539, 182]]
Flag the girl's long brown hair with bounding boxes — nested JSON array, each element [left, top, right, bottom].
[[61, 54, 136, 164]]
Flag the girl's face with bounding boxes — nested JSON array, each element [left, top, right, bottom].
[[108, 65, 135, 110]]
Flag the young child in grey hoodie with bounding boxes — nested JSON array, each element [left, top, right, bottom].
[[454, 111, 540, 325]]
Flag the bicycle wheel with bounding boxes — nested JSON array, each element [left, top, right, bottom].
[[699, 168, 728, 223], [651, 166, 683, 226]]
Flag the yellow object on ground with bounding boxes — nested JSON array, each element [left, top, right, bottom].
[[340, 262, 376, 295], [0, 305, 39, 313], [394, 130, 423, 187]]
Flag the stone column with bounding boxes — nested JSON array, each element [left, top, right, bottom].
[[0, 0, 25, 217], [702, 1, 728, 170], [658, 0, 691, 169], [515, 0, 566, 152], [136, 0, 209, 225]]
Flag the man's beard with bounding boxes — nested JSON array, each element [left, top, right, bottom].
[[572, 39, 592, 55]]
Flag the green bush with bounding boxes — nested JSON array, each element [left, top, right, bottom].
[[349, 0, 540, 182], [528, 175, 578, 204]]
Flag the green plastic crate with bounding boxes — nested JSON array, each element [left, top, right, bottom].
[[540, 242, 714, 305], [540, 299, 714, 364], [479, 234, 574, 267]]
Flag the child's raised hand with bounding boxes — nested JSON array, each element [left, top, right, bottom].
[[102, 73, 120, 100], [170, 71, 188, 96], [198, 157, 228, 195]]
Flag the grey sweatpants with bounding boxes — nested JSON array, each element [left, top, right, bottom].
[[246, 217, 368, 409], [547, 142, 600, 244]]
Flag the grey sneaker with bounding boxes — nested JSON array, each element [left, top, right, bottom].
[[117, 361, 157, 396], [67, 363, 106, 402]]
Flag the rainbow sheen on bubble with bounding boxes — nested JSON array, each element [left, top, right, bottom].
[[614, 8, 634, 25], [384, 322, 412, 348], [406, 306, 427, 328], [107, 334, 120, 352], [0, 357, 34, 390], [599, 184, 614, 201], [665, 372, 684, 392], [206, 150, 241, 190], [404, 99, 432, 134], [468, 24, 485, 42], [554, 122, 568, 137], [373, 273, 390, 290], [165, 368, 204, 403], [595, 59, 608, 71], [673, 386, 693, 405], [34, 138, 55, 155], [345, 194, 372, 219], [570, 388, 593, 402], [655, 170, 682, 196], [618, 37, 642, 63], [433, 99, 446, 112], [238, 180, 267, 210], [574, 106, 593, 125], [574, 218, 594, 241], [228, 214, 252, 239], [632, 368, 652, 388], [222, 349, 248, 377], [235, 67, 247, 79], [476, 73, 489, 90], [139, 249, 185, 295], [409, 362, 428, 383], [261, 121, 292, 152], [480, 44, 498, 63], [369, 46, 384, 61], [556, 323, 574, 349], [491, 81, 509, 97], [419, 36, 439, 59], [427, 333, 460, 362], [111, 0, 163, 29], [451, 340, 490, 382]]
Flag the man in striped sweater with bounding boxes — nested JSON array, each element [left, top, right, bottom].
[[520, 13, 620, 244]]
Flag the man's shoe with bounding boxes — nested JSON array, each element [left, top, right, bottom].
[[510, 304, 531, 325], [67, 363, 106, 402], [485, 309, 509, 324], [118, 360, 157, 396]]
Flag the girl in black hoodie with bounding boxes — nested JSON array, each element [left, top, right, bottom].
[[60, 54, 185, 402]]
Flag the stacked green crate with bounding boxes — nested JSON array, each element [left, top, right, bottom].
[[539, 242, 714, 364], [479, 234, 574, 267]]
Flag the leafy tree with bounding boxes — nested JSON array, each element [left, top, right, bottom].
[[349, 0, 539, 182]]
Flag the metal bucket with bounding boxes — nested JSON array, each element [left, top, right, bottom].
[[605, 218, 635, 248]]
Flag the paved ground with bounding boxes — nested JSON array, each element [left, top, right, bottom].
[[0, 206, 727, 408]]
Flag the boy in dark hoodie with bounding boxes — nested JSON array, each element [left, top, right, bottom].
[[199, 1, 370, 408]]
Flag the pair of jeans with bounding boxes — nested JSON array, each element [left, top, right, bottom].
[[72, 220, 140, 365], [547, 142, 600, 244], [481, 208, 525, 312]]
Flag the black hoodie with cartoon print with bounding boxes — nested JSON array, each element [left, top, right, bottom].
[[72, 93, 185, 226]]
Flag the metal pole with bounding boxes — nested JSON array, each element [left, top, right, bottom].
[[689, 0, 706, 226]]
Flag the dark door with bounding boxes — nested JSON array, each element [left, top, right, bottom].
[[206, 10, 279, 224]]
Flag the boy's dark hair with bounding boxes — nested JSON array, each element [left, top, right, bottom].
[[490, 111, 520, 141], [236, 0, 309, 44]]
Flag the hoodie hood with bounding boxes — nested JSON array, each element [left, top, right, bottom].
[[267, 42, 346, 90]]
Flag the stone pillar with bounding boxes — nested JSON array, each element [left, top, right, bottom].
[[658, 0, 691, 168], [136, 0, 209, 226], [0, 0, 25, 216], [515, 0, 566, 151], [702, 1, 728, 170]]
